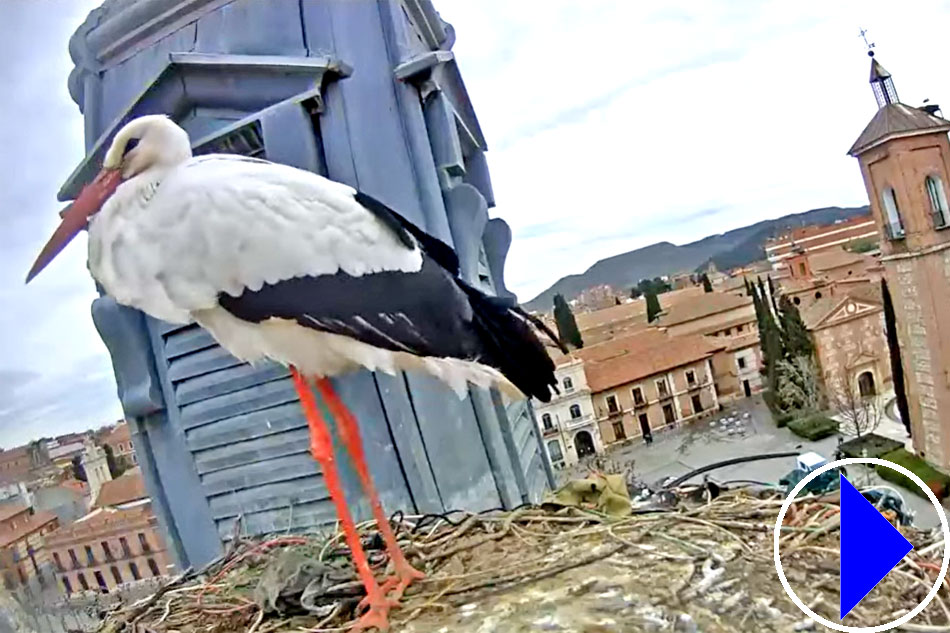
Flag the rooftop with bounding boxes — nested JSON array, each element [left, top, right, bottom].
[[801, 286, 883, 330], [849, 102, 950, 155], [656, 292, 753, 327], [93, 468, 147, 509], [807, 248, 873, 274], [584, 332, 723, 392], [102, 421, 131, 447], [0, 510, 57, 548], [0, 504, 29, 524]]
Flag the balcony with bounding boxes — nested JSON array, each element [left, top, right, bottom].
[[541, 425, 559, 438], [563, 413, 594, 430]]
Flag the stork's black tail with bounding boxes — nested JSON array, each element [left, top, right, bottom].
[[458, 282, 564, 403]]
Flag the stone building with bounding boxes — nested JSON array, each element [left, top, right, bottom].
[[584, 331, 722, 445], [81, 440, 113, 503], [46, 470, 170, 595], [0, 448, 32, 481], [534, 358, 603, 469], [102, 422, 137, 467], [0, 505, 59, 590], [848, 55, 950, 465], [802, 286, 892, 398], [656, 293, 757, 340]]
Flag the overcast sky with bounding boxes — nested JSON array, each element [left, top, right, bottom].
[[2, 0, 950, 448]]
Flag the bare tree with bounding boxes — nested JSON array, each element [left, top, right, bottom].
[[776, 356, 823, 413], [828, 371, 884, 439]]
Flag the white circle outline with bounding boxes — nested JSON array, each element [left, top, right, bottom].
[[773, 457, 950, 632]]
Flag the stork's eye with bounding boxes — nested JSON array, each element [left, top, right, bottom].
[[124, 138, 140, 155]]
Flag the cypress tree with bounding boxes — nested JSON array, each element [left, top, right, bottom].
[[701, 273, 713, 293], [778, 295, 814, 358], [767, 275, 780, 315], [553, 293, 583, 349], [646, 292, 662, 323], [882, 279, 912, 436]]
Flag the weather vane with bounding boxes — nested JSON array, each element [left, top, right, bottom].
[[859, 28, 876, 57]]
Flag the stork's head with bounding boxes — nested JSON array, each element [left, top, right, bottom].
[[26, 115, 192, 283]]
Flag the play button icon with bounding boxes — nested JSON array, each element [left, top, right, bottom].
[[775, 457, 950, 632], [839, 474, 913, 619]]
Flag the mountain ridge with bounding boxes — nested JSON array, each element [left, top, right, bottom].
[[522, 205, 871, 312]]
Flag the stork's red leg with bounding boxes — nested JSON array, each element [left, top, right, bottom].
[[290, 368, 390, 631], [315, 377, 425, 601]]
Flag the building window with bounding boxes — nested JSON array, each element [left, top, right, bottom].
[[724, 328, 732, 336], [612, 420, 627, 441], [101, 541, 114, 561], [147, 558, 161, 577], [686, 370, 696, 386], [562, 376, 574, 392], [569, 404, 582, 419], [53, 552, 64, 572], [881, 187, 906, 239], [77, 572, 89, 591], [541, 413, 553, 431], [815, 291, 822, 300], [632, 387, 645, 406], [605, 395, 620, 414], [793, 297, 801, 305], [119, 537, 132, 558], [138, 533, 151, 554], [926, 175, 950, 228], [129, 562, 141, 581], [737, 356, 746, 370], [663, 404, 677, 425], [94, 570, 108, 592], [84, 545, 96, 565], [798, 262, 807, 276], [68, 548, 80, 569], [691, 394, 703, 414], [110, 566, 123, 585], [736, 324, 744, 333], [62, 576, 73, 594], [656, 379, 670, 398], [547, 440, 563, 462]]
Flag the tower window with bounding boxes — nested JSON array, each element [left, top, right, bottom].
[[925, 175, 950, 228], [541, 413, 553, 431], [562, 376, 574, 392], [569, 404, 582, 419], [881, 187, 906, 239]]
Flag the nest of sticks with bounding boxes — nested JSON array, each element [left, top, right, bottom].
[[95, 486, 950, 633]]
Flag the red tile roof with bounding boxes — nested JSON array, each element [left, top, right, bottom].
[[0, 504, 29, 524], [584, 332, 723, 392], [93, 468, 147, 509], [656, 293, 753, 327], [0, 510, 57, 548]]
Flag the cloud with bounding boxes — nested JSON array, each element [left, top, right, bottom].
[[438, 0, 950, 300]]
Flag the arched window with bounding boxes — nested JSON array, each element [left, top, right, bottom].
[[541, 413, 553, 430], [569, 404, 582, 419], [547, 440, 563, 462], [881, 187, 906, 239], [563, 376, 574, 392], [926, 175, 950, 228]]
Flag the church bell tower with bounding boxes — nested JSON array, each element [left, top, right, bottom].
[[849, 52, 950, 466]]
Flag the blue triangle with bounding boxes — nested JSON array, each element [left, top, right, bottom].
[[840, 474, 913, 619]]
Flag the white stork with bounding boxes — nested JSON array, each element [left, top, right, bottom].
[[28, 115, 562, 631]]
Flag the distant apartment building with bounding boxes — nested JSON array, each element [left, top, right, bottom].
[[0, 447, 32, 480], [572, 284, 623, 312], [765, 214, 879, 269], [575, 286, 706, 346], [534, 358, 603, 468], [46, 469, 171, 595], [0, 504, 59, 590], [101, 422, 137, 466], [583, 331, 722, 445]]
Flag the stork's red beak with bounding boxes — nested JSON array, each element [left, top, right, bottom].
[[26, 168, 123, 283]]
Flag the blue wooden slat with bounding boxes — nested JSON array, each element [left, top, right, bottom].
[[207, 477, 329, 520], [404, 374, 500, 511], [159, 320, 194, 336], [185, 402, 305, 452], [217, 501, 338, 539], [200, 453, 321, 497], [174, 362, 288, 406], [164, 326, 218, 359], [166, 345, 245, 383], [179, 377, 299, 430], [193, 428, 312, 475]]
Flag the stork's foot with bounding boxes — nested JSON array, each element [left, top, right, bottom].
[[379, 562, 425, 601], [352, 600, 392, 632]]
